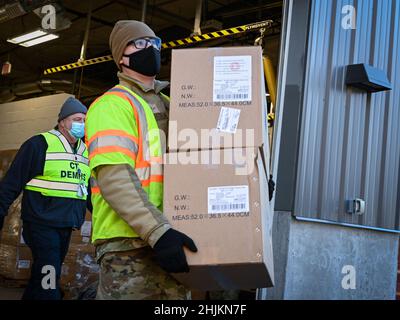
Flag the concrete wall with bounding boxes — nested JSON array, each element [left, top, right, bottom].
[[0, 93, 72, 151], [263, 212, 399, 300]]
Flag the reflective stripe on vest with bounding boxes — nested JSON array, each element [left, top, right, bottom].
[[48, 129, 74, 153], [88, 86, 163, 189], [25, 131, 90, 200], [87, 85, 165, 242], [90, 176, 100, 194], [110, 86, 163, 192], [27, 179, 82, 192], [45, 152, 89, 165], [88, 134, 139, 159]]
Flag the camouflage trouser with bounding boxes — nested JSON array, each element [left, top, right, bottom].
[[96, 247, 190, 300]]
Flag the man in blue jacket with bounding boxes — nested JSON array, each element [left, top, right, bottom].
[[0, 97, 91, 300]]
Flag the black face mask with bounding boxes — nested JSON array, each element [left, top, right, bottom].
[[122, 46, 161, 76]]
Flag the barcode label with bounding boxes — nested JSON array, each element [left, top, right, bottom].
[[208, 185, 250, 215], [211, 203, 247, 211], [18, 260, 30, 269], [80, 221, 92, 237], [216, 107, 241, 134], [213, 56, 252, 102], [215, 94, 249, 100]]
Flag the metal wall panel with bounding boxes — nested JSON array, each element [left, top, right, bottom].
[[294, 0, 400, 230], [274, 0, 311, 211]]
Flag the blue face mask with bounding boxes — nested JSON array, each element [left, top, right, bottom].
[[69, 122, 85, 139]]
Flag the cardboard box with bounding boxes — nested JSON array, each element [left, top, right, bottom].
[[168, 46, 268, 151], [0, 196, 23, 246], [0, 150, 18, 179], [16, 245, 32, 279], [0, 244, 18, 279], [0, 150, 24, 247], [164, 147, 274, 290], [61, 243, 99, 300], [0, 244, 32, 280]]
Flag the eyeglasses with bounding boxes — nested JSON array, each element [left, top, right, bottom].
[[129, 37, 162, 50]]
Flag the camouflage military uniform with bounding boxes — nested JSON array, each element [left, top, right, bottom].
[[96, 246, 190, 300]]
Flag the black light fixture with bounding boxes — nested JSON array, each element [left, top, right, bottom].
[[346, 63, 392, 93]]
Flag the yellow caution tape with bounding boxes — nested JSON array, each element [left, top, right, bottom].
[[160, 20, 272, 49], [43, 20, 273, 75], [44, 55, 113, 75], [268, 113, 275, 122]]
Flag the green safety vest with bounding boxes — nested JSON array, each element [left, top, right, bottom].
[[25, 130, 90, 200], [86, 85, 164, 242]]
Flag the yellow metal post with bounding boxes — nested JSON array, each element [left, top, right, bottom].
[[255, 27, 277, 164], [263, 55, 277, 112]]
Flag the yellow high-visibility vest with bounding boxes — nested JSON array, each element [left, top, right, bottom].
[[25, 130, 90, 200], [86, 85, 164, 242]]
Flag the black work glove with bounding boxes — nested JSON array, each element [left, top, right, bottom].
[[0, 215, 4, 231], [153, 228, 198, 273], [268, 175, 275, 201]]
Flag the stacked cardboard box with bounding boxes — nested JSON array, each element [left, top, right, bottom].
[[0, 197, 32, 281], [0, 244, 31, 280], [60, 211, 99, 300], [168, 46, 269, 151], [0, 150, 32, 282], [164, 46, 274, 290]]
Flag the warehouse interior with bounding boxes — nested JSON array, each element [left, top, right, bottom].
[[0, 0, 282, 107], [0, 0, 283, 300], [1, 0, 400, 301]]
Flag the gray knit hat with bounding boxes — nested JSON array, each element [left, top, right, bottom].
[[58, 97, 87, 122], [109, 20, 156, 70]]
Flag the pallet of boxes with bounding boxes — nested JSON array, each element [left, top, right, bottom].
[[0, 150, 31, 288], [164, 46, 275, 294], [0, 196, 31, 288], [0, 150, 99, 299], [60, 211, 99, 300]]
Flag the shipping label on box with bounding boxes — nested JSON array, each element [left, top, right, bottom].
[[80, 221, 92, 237], [168, 46, 268, 151], [164, 147, 274, 290], [207, 185, 250, 214], [17, 260, 30, 269], [213, 56, 252, 102], [216, 107, 241, 134]]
